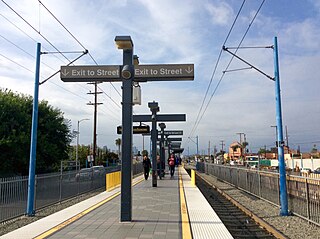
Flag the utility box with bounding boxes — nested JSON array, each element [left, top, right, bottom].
[[133, 84, 141, 105]]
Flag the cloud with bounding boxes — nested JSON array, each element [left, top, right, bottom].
[[1, 0, 319, 154], [205, 1, 234, 26]]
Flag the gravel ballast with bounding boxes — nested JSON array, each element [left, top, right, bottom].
[[0, 189, 104, 236], [198, 172, 320, 239]]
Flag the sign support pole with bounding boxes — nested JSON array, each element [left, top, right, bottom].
[[120, 48, 133, 222]]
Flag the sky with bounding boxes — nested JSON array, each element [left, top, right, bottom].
[[1, 0, 320, 155]]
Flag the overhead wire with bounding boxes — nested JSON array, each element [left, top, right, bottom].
[[37, 0, 122, 98], [188, 0, 246, 139], [0, 52, 90, 102], [190, 0, 266, 139], [1, 0, 72, 63], [2, 1, 122, 118], [0, 13, 67, 64]]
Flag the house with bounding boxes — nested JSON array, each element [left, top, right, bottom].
[[228, 142, 242, 161]]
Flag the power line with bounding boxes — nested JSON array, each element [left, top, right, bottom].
[[37, 0, 122, 98], [0, 13, 69, 65], [98, 86, 121, 109], [0, 52, 33, 74], [38, 0, 87, 51], [1, 0, 121, 108], [191, 0, 266, 137], [188, 0, 246, 139], [0, 33, 56, 71], [1, 0, 72, 63], [0, 52, 90, 102]]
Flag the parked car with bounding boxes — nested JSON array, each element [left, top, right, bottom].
[[92, 165, 106, 177], [313, 167, 320, 174], [301, 168, 312, 174], [75, 168, 93, 181]]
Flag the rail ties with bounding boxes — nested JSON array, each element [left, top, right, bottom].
[[188, 168, 276, 239]]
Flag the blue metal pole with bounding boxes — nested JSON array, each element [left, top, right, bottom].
[[274, 36, 289, 216], [27, 43, 41, 216]]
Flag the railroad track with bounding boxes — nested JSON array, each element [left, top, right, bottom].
[[185, 169, 276, 239]]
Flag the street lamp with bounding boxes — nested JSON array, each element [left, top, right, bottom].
[[149, 101, 160, 187], [115, 35, 134, 222], [76, 118, 90, 170]]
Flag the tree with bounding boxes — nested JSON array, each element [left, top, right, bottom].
[[311, 144, 318, 153], [115, 138, 121, 157], [0, 89, 72, 176], [141, 150, 148, 157]]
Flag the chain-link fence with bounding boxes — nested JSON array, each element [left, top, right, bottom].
[[197, 162, 320, 226], [0, 163, 143, 223]]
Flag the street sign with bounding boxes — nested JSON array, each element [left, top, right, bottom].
[[164, 130, 183, 136], [60, 64, 194, 82], [134, 64, 194, 81], [170, 142, 181, 148], [117, 125, 150, 134], [133, 114, 186, 122], [158, 137, 182, 141], [61, 65, 120, 82]]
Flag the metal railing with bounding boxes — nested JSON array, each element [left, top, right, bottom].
[[0, 163, 143, 223], [197, 162, 320, 226]]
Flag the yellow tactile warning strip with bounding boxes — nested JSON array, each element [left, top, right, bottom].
[[34, 177, 144, 239], [178, 166, 193, 239]]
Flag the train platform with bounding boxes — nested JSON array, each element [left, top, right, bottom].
[[1, 166, 232, 239]]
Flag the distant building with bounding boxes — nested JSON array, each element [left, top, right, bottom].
[[228, 142, 242, 160]]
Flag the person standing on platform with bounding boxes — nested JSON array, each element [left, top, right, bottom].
[[168, 154, 176, 178], [143, 155, 151, 180], [156, 155, 162, 179]]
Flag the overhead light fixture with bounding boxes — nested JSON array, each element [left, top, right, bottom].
[[115, 36, 133, 49]]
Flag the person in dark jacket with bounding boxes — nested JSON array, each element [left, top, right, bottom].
[[168, 154, 176, 178], [142, 155, 151, 180]]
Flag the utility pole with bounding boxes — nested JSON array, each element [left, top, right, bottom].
[[285, 126, 289, 154], [220, 140, 225, 152], [87, 82, 103, 164], [236, 132, 244, 144], [208, 140, 211, 157]]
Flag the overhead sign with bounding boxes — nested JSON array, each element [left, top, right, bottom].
[[134, 64, 194, 81], [170, 142, 181, 148], [61, 65, 120, 82], [133, 114, 186, 122], [60, 64, 194, 82], [117, 125, 150, 134], [164, 130, 183, 136], [158, 137, 182, 141]]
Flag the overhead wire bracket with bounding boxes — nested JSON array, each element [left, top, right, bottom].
[[222, 46, 274, 81], [39, 50, 88, 85]]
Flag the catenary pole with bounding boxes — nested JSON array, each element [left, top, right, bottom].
[[274, 36, 289, 216], [27, 43, 41, 216]]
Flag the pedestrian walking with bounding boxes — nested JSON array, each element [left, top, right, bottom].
[[143, 155, 151, 180], [156, 155, 162, 179], [168, 154, 176, 178]]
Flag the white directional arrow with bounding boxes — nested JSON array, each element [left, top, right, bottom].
[[185, 66, 193, 74], [61, 69, 69, 77]]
